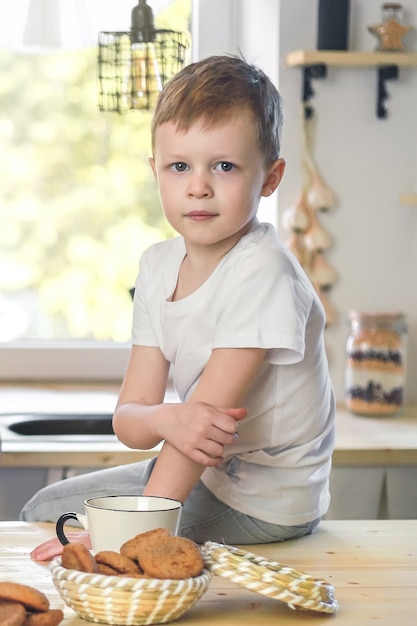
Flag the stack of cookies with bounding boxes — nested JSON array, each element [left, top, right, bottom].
[[60, 527, 205, 579], [0, 581, 63, 626]]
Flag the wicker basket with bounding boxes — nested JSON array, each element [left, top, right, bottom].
[[50, 558, 212, 625], [202, 541, 338, 614]]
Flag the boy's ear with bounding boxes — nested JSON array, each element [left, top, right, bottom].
[[261, 158, 286, 197], [149, 157, 157, 179]]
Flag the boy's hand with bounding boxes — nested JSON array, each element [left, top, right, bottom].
[[162, 403, 246, 466], [30, 531, 92, 562]]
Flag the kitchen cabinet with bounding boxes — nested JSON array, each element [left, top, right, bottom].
[[0, 468, 49, 520], [326, 405, 417, 520], [325, 466, 417, 520], [0, 441, 160, 521], [3, 461, 416, 522], [0, 466, 105, 521]]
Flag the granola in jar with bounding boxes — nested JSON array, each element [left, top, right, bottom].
[[345, 311, 407, 416]]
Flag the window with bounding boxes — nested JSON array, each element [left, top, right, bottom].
[[0, 0, 192, 380], [0, 0, 279, 381]]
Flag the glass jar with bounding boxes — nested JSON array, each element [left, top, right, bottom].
[[345, 311, 407, 416], [380, 3, 409, 51]]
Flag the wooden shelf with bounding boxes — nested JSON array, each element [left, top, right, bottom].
[[286, 50, 417, 68], [285, 50, 417, 119], [400, 194, 417, 206]]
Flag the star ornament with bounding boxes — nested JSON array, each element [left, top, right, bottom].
[[368, 17, 413, 52]]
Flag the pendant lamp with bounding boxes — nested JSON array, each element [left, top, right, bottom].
[[98, 0, 189, 113]]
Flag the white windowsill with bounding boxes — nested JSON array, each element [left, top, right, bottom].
[[0, 341, 130, 382]]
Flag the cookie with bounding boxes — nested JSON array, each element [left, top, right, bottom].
[[23, 609, 64, 626], [95, 562, 120, 576], [61, 542, 97, 573], [120, 527, 171, 562], [94, 551, 143, 576], [137, 535, 204, 579], [96, 563, 148, 578], [0, 601, 26, 626], [0, 583, 49, 613]]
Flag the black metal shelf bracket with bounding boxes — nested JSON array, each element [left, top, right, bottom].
[[302, 64, 327, 118], [377, 65, 399, 119]]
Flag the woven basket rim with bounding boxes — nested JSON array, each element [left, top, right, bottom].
[[50, 556, 211, 590], [202, 541, 338, 614]]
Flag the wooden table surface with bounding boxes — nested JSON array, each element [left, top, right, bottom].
[[0, 520, 416, 625]]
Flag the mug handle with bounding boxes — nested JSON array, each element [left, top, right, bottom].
[[56, 512, 84, 546]]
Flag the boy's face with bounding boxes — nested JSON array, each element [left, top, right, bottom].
[[150, 111, 285, 252]]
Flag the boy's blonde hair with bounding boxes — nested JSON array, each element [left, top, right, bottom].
[[151, 55, 284, 165]]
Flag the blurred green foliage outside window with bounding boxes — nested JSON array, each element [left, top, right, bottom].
[[0, 0, 191, 343]]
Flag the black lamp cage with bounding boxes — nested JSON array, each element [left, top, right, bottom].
[[98, 2, 189, 113]]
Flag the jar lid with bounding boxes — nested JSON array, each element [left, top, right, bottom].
[[202, 541, 338, 614], [348, 311, 406, 325]]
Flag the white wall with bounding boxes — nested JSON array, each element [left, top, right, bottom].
[[195, 0, 417, 404], [278, 0, 417, 404]]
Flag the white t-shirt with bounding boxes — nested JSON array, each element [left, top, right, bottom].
[[132, 220, 335, 525]]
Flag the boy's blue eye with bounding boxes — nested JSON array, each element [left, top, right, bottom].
[[216, 161, 234, 172], [173, 162, 188, 172]]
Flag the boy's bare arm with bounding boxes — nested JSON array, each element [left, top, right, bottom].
[[113, 345, 172, 449], [113, 345, 247, 456], [143, 346, 267, 503]]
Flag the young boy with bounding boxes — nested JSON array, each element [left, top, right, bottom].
[[24, 55, 335, 560]]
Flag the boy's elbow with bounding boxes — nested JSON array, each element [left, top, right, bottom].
[[112, 405, 161, 450]]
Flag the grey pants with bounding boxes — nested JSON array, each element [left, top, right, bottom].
[[20, 457, 320, 544]]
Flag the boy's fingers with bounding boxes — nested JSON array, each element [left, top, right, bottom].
[[30, 531, 92, 561], [220, 407, 247, 420]]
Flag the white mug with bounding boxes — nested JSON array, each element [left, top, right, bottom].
[[56, 494, 182, 553]]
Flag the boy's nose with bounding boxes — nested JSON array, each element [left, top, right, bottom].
[[187, 172, 213, 198]]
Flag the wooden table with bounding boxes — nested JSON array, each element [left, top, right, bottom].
[[0, 520, 416, 625]]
